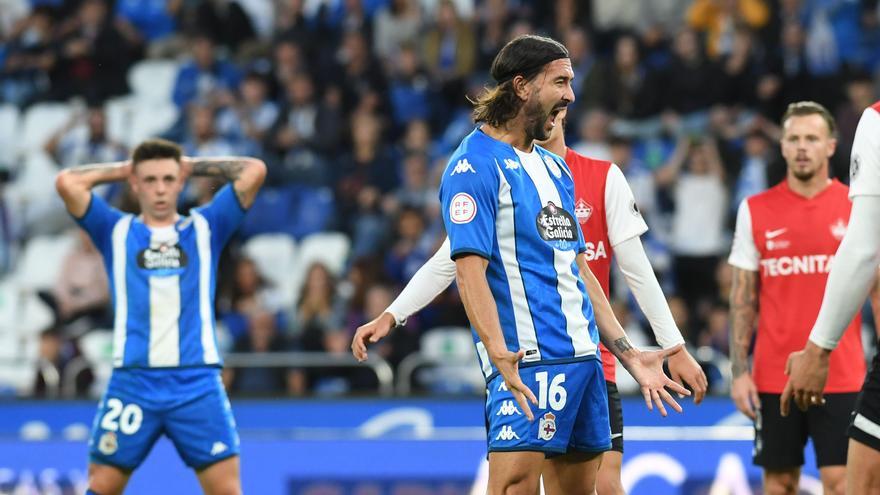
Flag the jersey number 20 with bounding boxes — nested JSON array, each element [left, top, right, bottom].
[[101, 398, 144, 435], [535, 371, 567, 410]]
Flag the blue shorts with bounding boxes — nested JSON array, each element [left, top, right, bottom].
[[88, 367, 240, 471], [486, 358, 611, 455]]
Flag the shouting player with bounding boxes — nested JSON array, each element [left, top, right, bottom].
[[782, 101, 880, 494], [352, 34, 688, 494], [55, 139, 266, 495], [351, 105, 705, 494], [728, 102, 866, 495]]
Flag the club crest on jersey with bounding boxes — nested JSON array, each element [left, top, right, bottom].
[[851, 154, 861, 180], [543, 156, 562, 178], [575, 199, 592, 224], [137, 243, 188, 275], [536, 201, 577, 251], [539, 412, 557, 441], [98, 431, 118, 455], [449, 192, 477, 224], [830, 218, 847, 240]]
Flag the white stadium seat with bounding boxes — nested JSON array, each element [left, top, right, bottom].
[[13, 231, 77, 293], [103, 95, 135, 145], [294, 232, 350, 300], [19, 102, 74, 153], [126, 102, 178, 148], [242, 233, 299, 308], [127, 60, 179, 106]]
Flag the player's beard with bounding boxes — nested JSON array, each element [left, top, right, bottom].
[[524, 99, 561, 143]]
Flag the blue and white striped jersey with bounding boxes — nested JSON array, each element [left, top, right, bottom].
[[77, 184, 245, 369], [440, 128, 601, 381]]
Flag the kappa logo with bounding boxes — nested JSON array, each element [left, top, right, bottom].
[[830, 219, 847, 241], [544, 156, 562, 178], [210, 441, 228, 456], [450, 158, 476, 175], [496, 400, 522, 416], [497, 381, 509, 392], [575, 199, 592, 224], [539, 412, 557, 441], [504, 158, 519, 170], [495, 425, 520, 441]]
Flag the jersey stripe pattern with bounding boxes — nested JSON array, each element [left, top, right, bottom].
[[440, 128, 600, 381], [77, 184, 246, 368]]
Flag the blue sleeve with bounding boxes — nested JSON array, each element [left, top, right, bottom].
[[439, 154, 499, 260], [75, 194, 124, 254], [194, 184, 247, 250]]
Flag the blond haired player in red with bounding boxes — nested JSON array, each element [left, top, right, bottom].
[[728, 101, 869, 495], [782, 101, 880, 494], [351, 108, 707, 495]]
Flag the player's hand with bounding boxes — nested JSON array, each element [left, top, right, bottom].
[[351, 311, 396, 362], [780, 342, 831, 416], [179, 156, 194, 179], [490, 349, 538, 421], [623, 345, 690, 417], [731, 372, 760, 420], [667, 346, 708, 404]]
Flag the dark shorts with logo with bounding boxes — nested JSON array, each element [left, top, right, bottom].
[[753, 392, 855, 469], [606, 380, 624, 453], [849, 351, 880, 451]]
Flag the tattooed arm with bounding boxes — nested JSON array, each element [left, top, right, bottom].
[[55, 161, 132, 217], [182, 156, 267, 209], [576, 253, 689, 414], [729, 266, 761, 419]]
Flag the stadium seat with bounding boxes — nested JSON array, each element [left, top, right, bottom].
[[242, 233, 299, 309], [104, 95, 135, 145], [297, 232, 350, 278], [412, 326, 484, 394], [126, 102, 178, 147], [19, 102, 74, 153], [13, 231, 77, 293], [127, 59, 179, 106], [238, 185, 335, 241], [0, 104, 21, 167]]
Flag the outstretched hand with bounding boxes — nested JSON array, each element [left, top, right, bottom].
[[351, 312, 396, 362], [492, 349, 538, 421], [667, 346, 708, 404], [623, 345, 690, 416]]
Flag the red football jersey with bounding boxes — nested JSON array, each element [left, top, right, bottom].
[[730, 180, 865, 393], [566, 148, 648, 383]]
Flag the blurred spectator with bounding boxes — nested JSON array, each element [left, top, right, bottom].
[[49, 0, 142, 103], [0, 0, 29, 39], [226, 310, 291, 395], [373, 0, 422, 61], [835, 73, 877, 165], [388, 43, 432, 128], [334, 29, 387, 114], [37, 229, 110, 329], [698, 302, 730, 355], [270, 39, 309, 92], [266, 72, 341, 184], [384, 206, 432, 285], [178, 0, 256, 53], [422, 0, 476, 111], [732, 130, 773, 207], [44, 104, 127, 169], [718, 27, 762, 109], [181, 104, 238, 157], [171, 32, 241, 111], [663, 28, 720, 130], [571, 110, 613, 162], [291, 262, 346, 350], [218, 256, 284, 341], [656, 136, 729, 319], [387, 152, 438, 213], [114, 0, 181, 57], [667, 295, 693, 342], [687, 0, 771, 59], [609, 136, 656, 219], [0, 6, 54, 106], [215, 71, 279, 150], [563, 27, 605, 115], [601, 34, 664, 138], [33, 327, 94, 397]]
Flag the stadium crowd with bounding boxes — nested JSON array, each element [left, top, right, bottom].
[[2, 0, 880, 397]]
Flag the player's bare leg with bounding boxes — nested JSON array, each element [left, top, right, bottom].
[[197, 455, 242, 495], [87, 463, 131, 495], [595, 451, 624, 495], [819, 465, 846, 495], [763, 468, 800, 495], [542, 451, 603, 495], [847, 439, 880, 495], [487, 451, 544, 495]]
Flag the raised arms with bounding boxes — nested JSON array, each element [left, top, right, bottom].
[[55, 161, 131, 217], [183, 156, 266, 209]]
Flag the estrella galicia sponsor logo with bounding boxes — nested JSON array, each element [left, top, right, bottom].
[[536, 201, 578, 251], [137, 243, 188, 275]]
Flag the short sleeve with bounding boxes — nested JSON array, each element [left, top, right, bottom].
[[440, 155, 499, 260], [75, 193, 124, 253], [728, 199, 760, 271], [849, 106, 880, 199], [604, 164, 649, 247], [193, 184, 247, 249]]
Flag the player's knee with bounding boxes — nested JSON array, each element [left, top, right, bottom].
[[763, 471, 799, 495], [494, 473, 540, 495], [87, 465, 125, 495], [595, 473, 624, 495]]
